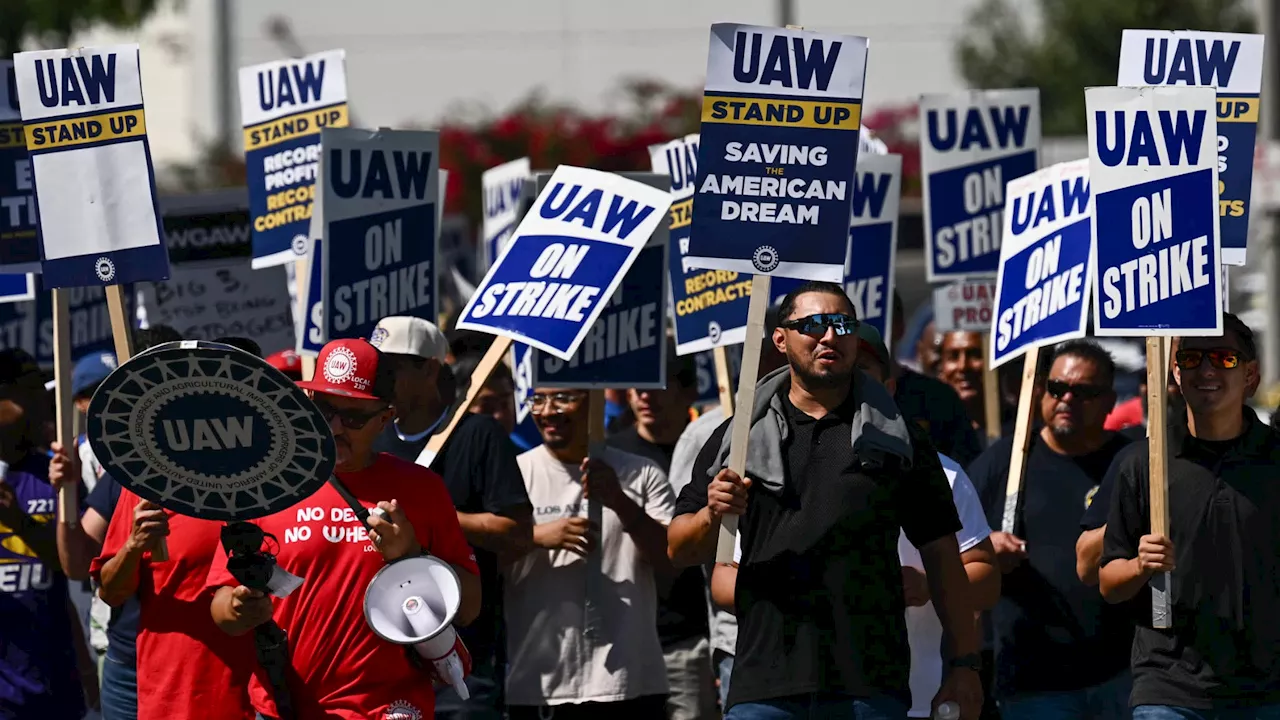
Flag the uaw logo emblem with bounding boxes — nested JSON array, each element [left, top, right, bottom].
[[369, 326, 390, 348], [752, 245, 779, 273], [383, 700, 423, 720], [291, 234, 309, 255], [87, 341, 336, 521], [708, 321, 723, 344], [323, 346, 357, 385], [94, 257, 116, 282]]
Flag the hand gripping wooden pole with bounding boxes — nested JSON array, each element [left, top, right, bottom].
[[1146, 337, 1172, 629], [52, 290, 77, 528], [999, 347, 1040, 534]]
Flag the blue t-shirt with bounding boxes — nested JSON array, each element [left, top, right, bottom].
[[85, 473, 139, 664], [0, 454, 86, 719]]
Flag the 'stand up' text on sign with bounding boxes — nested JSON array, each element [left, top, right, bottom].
[[687, 24, 869, 282], [921, 89, 1041, 282], [1087, 86, 1222, 337]]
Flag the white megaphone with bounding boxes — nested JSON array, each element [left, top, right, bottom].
[[363, 555, 471, 700]]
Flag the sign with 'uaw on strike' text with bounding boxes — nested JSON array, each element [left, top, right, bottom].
[[846, 153, 901, 343], [240, 50, 349, 269], [456, 166, 672, 360], [14, 45, 170, 288], [321, 128, 439, 344], [1118, 30, 1264, 266], [921, 89, 1041, 282], [483, 157, 531, 270], [1087, 86, 1222, 337], [0, 62, 40, 273], [991, 159, 1092, 369], [687, 23, 869, 282]]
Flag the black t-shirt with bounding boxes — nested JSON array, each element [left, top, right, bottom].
[[1102, 411, 1280, 709], [675, 377, 961, 709], [374, 413, 531, 664], [607, 426, 710, 647], [894, 368, 984, 467], [86, 473, 140, 663], [969, 432, 1134, 698]]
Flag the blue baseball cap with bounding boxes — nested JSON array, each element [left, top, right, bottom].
[[72, 352, 118, 398]]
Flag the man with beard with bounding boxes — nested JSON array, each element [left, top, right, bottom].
[[1100, 314, 1280, 719], [667, 281, 982, 720], [968, 341, 1134, 719]]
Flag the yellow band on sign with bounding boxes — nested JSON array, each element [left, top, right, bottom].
[[669, 198, 693, 230], [1217, 97, 1259, 124], [244, 104, 350, 151], [24, 109, 146, 151], [0, 123, 24, 149], [701, 95, 862, 131]]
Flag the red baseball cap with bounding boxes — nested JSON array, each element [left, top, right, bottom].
[[266, 349, 302, 377], [296, 339, 394, 401]]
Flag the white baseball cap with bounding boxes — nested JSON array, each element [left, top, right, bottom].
[[368, 316, 449, 362]]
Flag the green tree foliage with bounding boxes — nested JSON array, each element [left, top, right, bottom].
[[957, 0, 1256, 135], [0, 0, 163, 57]]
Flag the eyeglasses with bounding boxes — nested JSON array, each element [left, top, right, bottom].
[[1174, 348, 1245, 370], [779, 313, 860, 338], [1046, 380, 1109, 400], [311, 397, 390, 429], [524, 391, 585, 414]]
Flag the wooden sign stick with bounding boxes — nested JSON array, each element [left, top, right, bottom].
[[715, 273, 771, 563], [712, 346, 735, 418], [999, 347, 1040, 534], [52, 290, 77, 528], [584, 388, 607, 636], [1146, 336, 1172, 629], [983, 334, 1002, 442], [419, 336, 514, 465]]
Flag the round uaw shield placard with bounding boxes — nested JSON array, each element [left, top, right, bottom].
[[88, 341, 336, 521]]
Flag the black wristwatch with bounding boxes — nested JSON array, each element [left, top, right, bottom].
[[948, 653, 982, 673]]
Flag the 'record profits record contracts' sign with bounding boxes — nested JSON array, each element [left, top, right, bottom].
[[321, 128, 438, 344], [138, 192, 294, 354], [456, 166, 672, 360], [0, 62, 40, 273], [483, 157, 531, 270], [14, 45, 170, 288], [921, 89, 1041, 282], [1087, 86, 1222, 337], [240, 50, 349, 269], [687, 24, 869, 282], [846, 153, 900, 343], [990, 159, 1092, 369], [88, 341, 336, 521], [1119, 31, 1265, 267]]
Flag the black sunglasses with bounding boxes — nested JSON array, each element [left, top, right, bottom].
[[312, 397, 390, 429], [1174, 348, 1244, 370], [1046, 380, 1109, 400], [780, 313, 860, 338]]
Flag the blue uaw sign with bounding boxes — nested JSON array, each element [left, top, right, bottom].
[[13, 45, 170, 288], [88, 341, 336, 521], [298, 237, 325, 356], [1119, 31, 1265, 267], [846, 154, 901, 342], [687, 23, 869, 282], [321, 128, 439, 344], [456, 166, 672, 360], [1087, 86, 1222, 337], [483, 157, 531, 270], [991, 159, 1092, 369], [0, 62, 39, 273], [510, 340, 541, 450], [240, 50, 349, 269], [0, 274, 34, 304], [921, 89, 1041, 282]]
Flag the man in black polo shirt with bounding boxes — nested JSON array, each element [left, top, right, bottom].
[[968, 340, 1134, 719], [668, 281, 983, 720], [1100, 313, 1280, 719], [368, 315, 533, 719]]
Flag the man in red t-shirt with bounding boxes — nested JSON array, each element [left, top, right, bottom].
[[91, 486, 258, 719], [208, 338, 481, 720]]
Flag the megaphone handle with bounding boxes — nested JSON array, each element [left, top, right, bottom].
[[327, 475, 374, 530]]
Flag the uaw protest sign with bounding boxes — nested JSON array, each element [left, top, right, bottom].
[[0, 62, 39, 273], [990, 160, 1092, 369], [321, 128, 439, 344], [921, 89, 1041, 282], [456, 166, 672, 360], [687, 24, 869, 281], [846, 154, 901, 342], [240, 50, 348, 269], [1119, 31, 1264, 266], [482, 157, 531, 270], [1087, 86, 1222, 336], [14, 45, 170, 287]]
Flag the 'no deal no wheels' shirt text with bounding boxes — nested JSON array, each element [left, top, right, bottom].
[[1087, 85, 1223, 336], [687, 23, 869, 282], [456, 166, 672, 361]]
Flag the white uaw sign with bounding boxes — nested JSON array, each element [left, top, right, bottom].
[[87, 341, 336, 521], [933, 279, 997, 333]]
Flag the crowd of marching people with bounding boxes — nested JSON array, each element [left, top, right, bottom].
[[3, 281, 1280, 720]]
